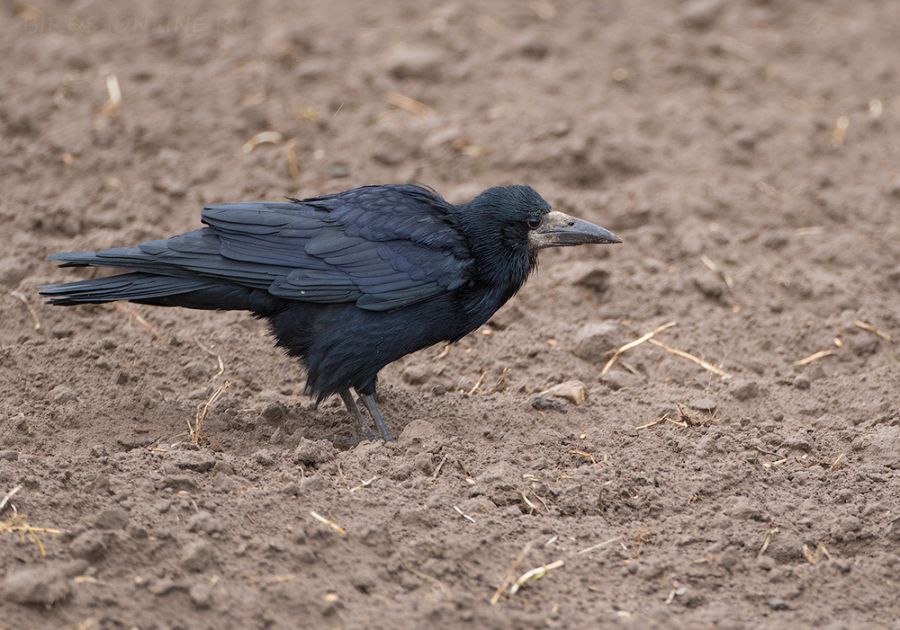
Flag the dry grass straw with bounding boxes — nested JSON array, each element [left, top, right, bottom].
[[309, 510, 346, 537], [10, 290, 42, 330], [188, 380, 231, 445], [387, 92, 435, 117], [194, 339, 225, 380], [100, 73, 122, 116], [602, 321, 676, 374], [1, 487, 63, 558], [854, 319, 893, 342], [242, 130, 283, 153], [490, 542, 532, 604], [453, 505, 476, 523], [792, 349, 836, 367], [604, 320, 739, 380], [283, 138, 300, 179], [648, 338, 731, 378]]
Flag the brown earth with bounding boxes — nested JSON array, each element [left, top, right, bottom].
[[1, 0, 899, 628]]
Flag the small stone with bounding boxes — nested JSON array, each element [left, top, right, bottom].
[[2, 560, 87, 606], [689, 398, 717, 412], [572, 321, 620, 362], [50, 385, 78, 404], [293, 439, 336, 466], [402, 363, 431, 385], [147, 577, 182, 596], [260, 402, 285, 424], [723, 495, 761, 520], [172, 449, 217, 473], [94, 507, 129, 530], [531, 396, 568, 413], [181, 539, 215, 572], [189, 582, 213, 609], [0, 450, 18, 461], [68, 530, 107, 561], [187, 510, 223, 535], [680, 0, 726, 29], [692, 270, 724, 300], [412, 453, 434, 475], [385, 46, 444, 80], [571, 263, 612, 293], [600, 370, 641, 391], [329, 164, 351, 179], [253, 449, 276, 466], [768, 598, 789, 611], [539, 380, 587, 405], [729, 379, 759, 401]]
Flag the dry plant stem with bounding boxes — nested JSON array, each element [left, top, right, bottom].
[[0, 485, 22, 513], [10, 291, 41, 330], [509, 560, 565, 596], [195, 339, 225, 379], [189, 380, 231, 445], [853, 320, 893, 342], [602, 321, 677, 375], [648, 338, 731, 378], [309, 510, 346, 536], [242, 130, 283, 153], [793, 349, 836, 367], [284, 139, 300, 178], [490, 542, 532, 605], [577, 536, 622, 555], [453, 505, 476, 523], [387, 92, 435, 117]]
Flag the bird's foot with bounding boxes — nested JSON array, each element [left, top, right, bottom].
[[360, 393, 394, 442], [339, 389, 378, 441]]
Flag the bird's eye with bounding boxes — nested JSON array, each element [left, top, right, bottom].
[[527, 217, 542, 230]]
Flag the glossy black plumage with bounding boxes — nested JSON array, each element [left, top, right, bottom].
[[42, 184, 620, 440]]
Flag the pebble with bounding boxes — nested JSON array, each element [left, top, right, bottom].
[[0, 450, 18, 461], [768, 598, 789, 611], [68, 529, 107, 561], [189, 582, 214, 608], [94, 507, 129, 530], [293, 438, 336, 466], [531, 396, 568, 413], [49, 385, 78, 404], [181, 539, 215, 572], [2, 560, 87, 606], [385, 46, 444, 80], [402, 363, 432, 385], [172, 449, 217, 473], [729, 379, 759, 401], [571, 263, 611, 293], [573, 321, 620, 362], [539, 380, 587, 405], [689, 398, 717, 412], [680, 0, 726, 29]]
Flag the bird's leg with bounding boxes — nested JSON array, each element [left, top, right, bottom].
[[339, 389, 376, 440], [359, 392, 394, 442]]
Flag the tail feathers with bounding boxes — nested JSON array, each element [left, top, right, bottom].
[[40, 272, 210, 305], [40, 272, 282, 313]]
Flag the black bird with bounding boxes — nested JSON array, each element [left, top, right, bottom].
[[41, 184, 620, 440]]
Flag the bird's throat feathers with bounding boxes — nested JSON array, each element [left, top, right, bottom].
[[454, 200, 537, 301]]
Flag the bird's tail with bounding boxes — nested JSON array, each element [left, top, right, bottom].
[[40, 271, 278, 313]]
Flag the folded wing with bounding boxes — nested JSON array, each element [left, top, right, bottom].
[[48, 185, 475, 312]]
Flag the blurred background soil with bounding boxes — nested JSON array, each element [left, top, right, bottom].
[[0, 0, 898, 628]]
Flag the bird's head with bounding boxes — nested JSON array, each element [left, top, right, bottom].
[[461, 185, 621, 255]]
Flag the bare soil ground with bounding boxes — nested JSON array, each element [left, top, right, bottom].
[[1, 0, 899, 628]]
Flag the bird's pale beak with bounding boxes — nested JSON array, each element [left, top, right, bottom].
[[528, 211, 622, 249]]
